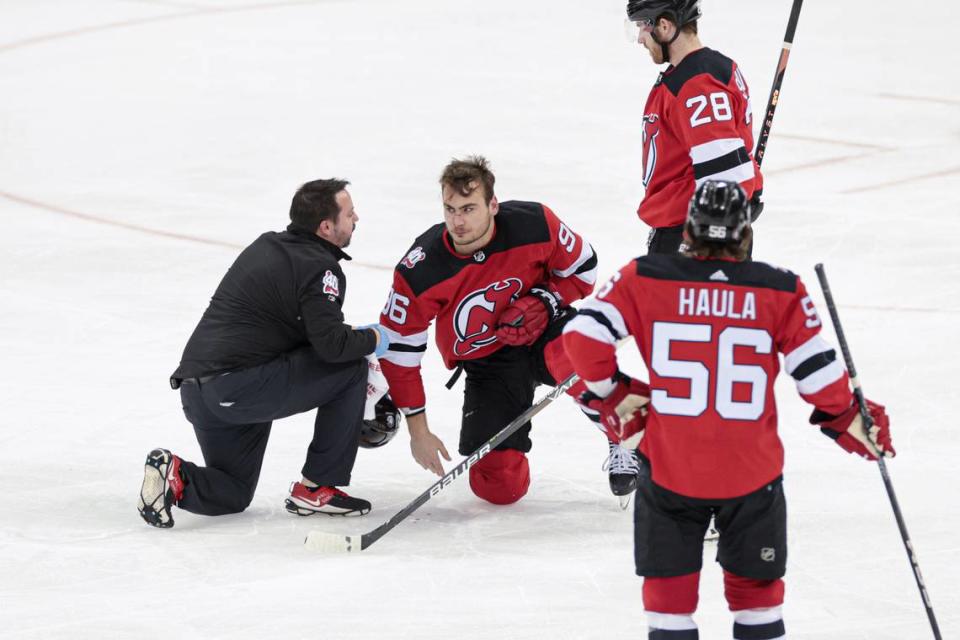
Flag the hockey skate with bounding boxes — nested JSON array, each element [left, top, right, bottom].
[[285, 482, 371, 517], [138, 448, 184, 528], [603, 441, 641, 510]]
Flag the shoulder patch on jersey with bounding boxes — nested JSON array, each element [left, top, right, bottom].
[[662, 48, 734, 97], [401, 246, 426, 269], [322, 269, 340, 297], [635, 254, 797, 292]]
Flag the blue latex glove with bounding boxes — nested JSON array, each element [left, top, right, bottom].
[[359, 324, 390, 357]]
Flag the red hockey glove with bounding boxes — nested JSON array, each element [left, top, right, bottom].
[[495, 285, 563, 346], [811, 399, 895, 461], [580, 374, 651, 446]]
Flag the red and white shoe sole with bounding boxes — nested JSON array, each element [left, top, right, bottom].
[[284, 496, 369, 517]]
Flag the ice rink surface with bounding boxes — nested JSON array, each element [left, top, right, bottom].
[[1, 0, 958, 637]]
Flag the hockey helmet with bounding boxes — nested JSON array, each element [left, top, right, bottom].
[[626, 0, 701, 27], [359, 395, 401, 449], [686, 180, 750, 245]]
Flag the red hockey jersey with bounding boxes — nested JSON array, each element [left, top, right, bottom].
[[563, 254, 851, 499], [380, 201, 597, 414], [638, 48, 763, 229]]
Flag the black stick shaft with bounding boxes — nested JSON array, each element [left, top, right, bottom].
[[754, 0, 804, 167], [814, 264, 942, 640], [358, 373, 580, 550]]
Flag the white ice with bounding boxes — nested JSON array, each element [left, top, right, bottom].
[[1, 0, 958, 638]]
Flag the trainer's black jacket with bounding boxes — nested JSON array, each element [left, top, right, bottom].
[[171, 224, 375, 382]]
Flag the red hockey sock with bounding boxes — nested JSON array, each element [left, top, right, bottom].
[[643, 572, 701, 614], [723, 571, 784, 610], [468, 449, 530, 505]]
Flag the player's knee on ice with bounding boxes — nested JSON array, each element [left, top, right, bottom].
[[468, 449, 530, 505]]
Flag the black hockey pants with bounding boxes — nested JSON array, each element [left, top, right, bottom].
[[176, 346, 366, 516]]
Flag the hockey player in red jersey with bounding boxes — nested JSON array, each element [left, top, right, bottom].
[[563, 180, 894, 639], [378, 156, 642, 505], [626, 0, 764, 254]]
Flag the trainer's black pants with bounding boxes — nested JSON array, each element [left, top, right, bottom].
[[176, 347, 366, 516]]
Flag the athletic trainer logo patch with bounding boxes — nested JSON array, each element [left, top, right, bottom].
[[322, 270, 340, 297]]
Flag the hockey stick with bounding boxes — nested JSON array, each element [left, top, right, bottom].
[[753, 0, 804, 168], [814, 264, 942, 640], [304, 373, 581, 553]]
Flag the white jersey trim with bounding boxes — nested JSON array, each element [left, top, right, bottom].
[[579, 298, 629, 339], [383, 325, 428, 348], [551, 242, 597, 284], [380, 350, 425, 368], [694, 162, 755, 187], [689, 137, 747, 164], [796, 359, 845, 395], [784, 335, 833, 375], [564, 314, 617, 345]]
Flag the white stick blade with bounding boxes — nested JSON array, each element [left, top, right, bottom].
[[304, 531, 357, 553]]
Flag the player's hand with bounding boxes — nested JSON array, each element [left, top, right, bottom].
[[580, 374, 651, 446], [495, 286, 562, 346], [409, 424, 451, 476], [812, 399, 895, 460]]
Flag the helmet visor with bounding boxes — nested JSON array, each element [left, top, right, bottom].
[[624, 17, 654, 43]]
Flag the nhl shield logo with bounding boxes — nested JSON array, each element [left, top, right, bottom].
[[322, 270, 340, 297], [473, 250, 486, 263], [760, 547, 776, 562]]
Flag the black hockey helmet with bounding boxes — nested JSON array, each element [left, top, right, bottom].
[[359, 395, 401, 449], [626, 0, 701, 62], [686, 180, 750, 245], [626, 0, 701, 26]]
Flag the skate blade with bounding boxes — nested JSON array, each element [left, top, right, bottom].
[[618, 494, 633, 510], [304, 531, 358, 553]]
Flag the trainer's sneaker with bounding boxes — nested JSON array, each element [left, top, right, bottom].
[[603, 441, 640, 498], [138, 448, 184, 528], [285, 482, 371, 517]]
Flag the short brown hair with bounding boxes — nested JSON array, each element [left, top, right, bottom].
[[682, 223, 752, 261], [440, 155, 496, 203]]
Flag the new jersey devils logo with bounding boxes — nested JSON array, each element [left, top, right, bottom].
[[642, 113, 660, 187], [452, 278, 523, 357]]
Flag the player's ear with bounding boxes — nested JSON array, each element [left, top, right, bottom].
[[657, 17, 675, 38], [489, 196, 499, 216]]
